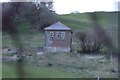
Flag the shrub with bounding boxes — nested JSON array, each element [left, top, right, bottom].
[[75, 30, 105, 53]]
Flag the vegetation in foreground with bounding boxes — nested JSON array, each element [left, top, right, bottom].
[[2, 52, 118, 78], [3, 62, 78, 78], [2, 4, 118, 78]]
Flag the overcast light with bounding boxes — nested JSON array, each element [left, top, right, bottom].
[[53, 0, 119, 14], [0, 0, 119, 14]]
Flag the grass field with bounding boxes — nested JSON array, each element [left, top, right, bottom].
[[3, 62, 78, 78], [58, 12, 118, 30], [2, 12, 118, 78], [2, 53, 118, 78]]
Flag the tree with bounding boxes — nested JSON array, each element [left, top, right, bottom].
[[75, 30, 104, 53], [75, 13, 115, 54], [2, 1, 56, 78], [2, 2, 57, 31]]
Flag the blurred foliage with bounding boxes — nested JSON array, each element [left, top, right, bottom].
[[75, 30, 110, 53], [2, 2, 57, 31]]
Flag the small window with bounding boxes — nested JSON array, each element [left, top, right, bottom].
[[55, 31, 60, 39], [61, 32, 65, 40], [49, 32, 54, 40]]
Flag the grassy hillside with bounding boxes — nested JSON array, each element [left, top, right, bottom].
[[2, 12, 118, 59], [2, 11, 118, 78], [2, 12, 118, 48], [58, 12, 118, 49], [58, 12, 118, 31]]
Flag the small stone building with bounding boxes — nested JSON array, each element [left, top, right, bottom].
[[44, 22, 72, 52]]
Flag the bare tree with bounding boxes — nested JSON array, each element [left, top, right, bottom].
[[75, 30, 104, 53]]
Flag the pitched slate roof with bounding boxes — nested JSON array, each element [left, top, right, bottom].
[[44, 22, 71, 30]]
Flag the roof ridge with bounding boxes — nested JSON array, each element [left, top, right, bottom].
[[44, 22, 71, 30]]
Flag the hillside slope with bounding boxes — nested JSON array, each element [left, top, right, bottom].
[[58, 12, 118, 31], [58, 12, 118, 49], [2, 12, 118, 78]]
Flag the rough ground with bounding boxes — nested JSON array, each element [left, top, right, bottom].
[[23, 52, 118, 78]]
